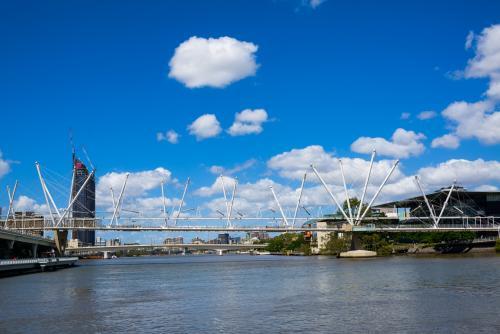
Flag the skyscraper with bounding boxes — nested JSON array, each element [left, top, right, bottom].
[[71, 157, 96, 245]]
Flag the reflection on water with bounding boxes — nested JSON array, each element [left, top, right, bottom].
[[1, 255, 500, 333]]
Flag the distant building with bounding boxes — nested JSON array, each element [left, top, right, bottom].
[[68, 238, 83, 248], [217, 233, 229, 244], [106, 238, 121, 246], [247, 231, 270, 241], [71, 157, 96, 246], [95, 236, 106, 246], [191, 237, 205, 244], [164, 237, 184, 244], [229, 236, 241, 244]]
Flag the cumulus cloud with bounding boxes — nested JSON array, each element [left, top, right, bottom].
[[436, 24, 500, 146], [227, 109, 268, 136], [465, 24, 500, 79], [168, 36, 259, 88], [0, 150, 11, 179], [94, 167, 186, 217], [187, 114, 222, 140], [441, 100, 500, 144], [464, 24, 500, 102], [13, 195, 49, 213], [417, 110, 437, 120], [157, 130, 179, 144], [97, 168, 172, 204], [267, 145, 404, 186], [350, 128, 426, 158], [431, 134, 460, 149], [418, 159, 500, 186]]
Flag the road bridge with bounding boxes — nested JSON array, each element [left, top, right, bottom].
[[66, 243, 267, 253]]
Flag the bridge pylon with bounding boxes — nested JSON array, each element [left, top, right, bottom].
[[54, 230, 68, 256]]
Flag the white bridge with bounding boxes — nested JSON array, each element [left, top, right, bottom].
[[2, 150, 500, 255]]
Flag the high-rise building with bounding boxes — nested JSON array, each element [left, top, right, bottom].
[[71, 157, 96, 246]]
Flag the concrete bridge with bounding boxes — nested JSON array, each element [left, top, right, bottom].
[[66, 243, 268, 254], [0, 229, 55, 258]]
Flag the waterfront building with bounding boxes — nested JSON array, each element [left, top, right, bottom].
[[71, 158, 96, 246], [374, 187, 500, 222]]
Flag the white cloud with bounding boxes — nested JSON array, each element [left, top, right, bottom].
[[400, 112, 411, 120], [436, 25, 500, 146], [13, 195, 48, 213], [441, 100, 500, 144], [309, 0, 327, 8], [465, 24, 500, 79], [96, 168, 173, 206], [227, 109, 268, 136], [168, 36, 259, 88], [187, 114, 222, 140], [431, 134, 460, 149], [157, 130, 179, 144], [94, 167, 186, 218], [267, 145, 404, 186], [209, 159, 257, 176], [0, 151, 11, 179], [487, 75, 500, 100], [465, 31, 474, 50], [350, 128, 426, 158], [417, 110, 437, 120], [474, 184, 499, 191], [464, 24, 500, 102], [418, 159, 500, 186]]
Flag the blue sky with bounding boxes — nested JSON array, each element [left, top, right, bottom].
[[1, 1, 500, 242]]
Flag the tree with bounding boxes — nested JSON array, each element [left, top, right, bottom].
[[337, 197, 374, 218], [321, 233, 351, 256]]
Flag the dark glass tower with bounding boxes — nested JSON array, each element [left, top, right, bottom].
[[71, 157, 96, 245]]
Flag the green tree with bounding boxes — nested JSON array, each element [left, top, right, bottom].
[[321, 233, 351, 256], [337, 197, 380, 219]]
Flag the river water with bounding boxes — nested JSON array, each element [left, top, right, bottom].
[[1, 254, 499, 333]]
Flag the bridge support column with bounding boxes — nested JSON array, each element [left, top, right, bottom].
[[54, 230, 68, 256], [31, 244, 38, 258], [351, 233, 363, 250]]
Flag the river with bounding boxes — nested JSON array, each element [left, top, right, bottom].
[[1, 254, 499, 333]]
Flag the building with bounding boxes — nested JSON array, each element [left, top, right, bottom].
[[164, 237, 184, 244], [247, 231, 270, 241], [71, 157, 96, 246], [373, 187, 500, 224], [191, 237, 205, 244], [229, 236, 241, 244], [217, 233, 229, 244], [106, 238, 121, 246], [5, 212, 45, 236], [95, 236, 106, 246]]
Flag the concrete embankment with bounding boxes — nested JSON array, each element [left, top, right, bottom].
[[0, 257, 78, 278], [339, 250, 377, 258]]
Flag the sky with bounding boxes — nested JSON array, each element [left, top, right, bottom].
[[1, 0, 500, 242]]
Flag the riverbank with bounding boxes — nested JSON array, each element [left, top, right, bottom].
[[0, 257, 78, 278]]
